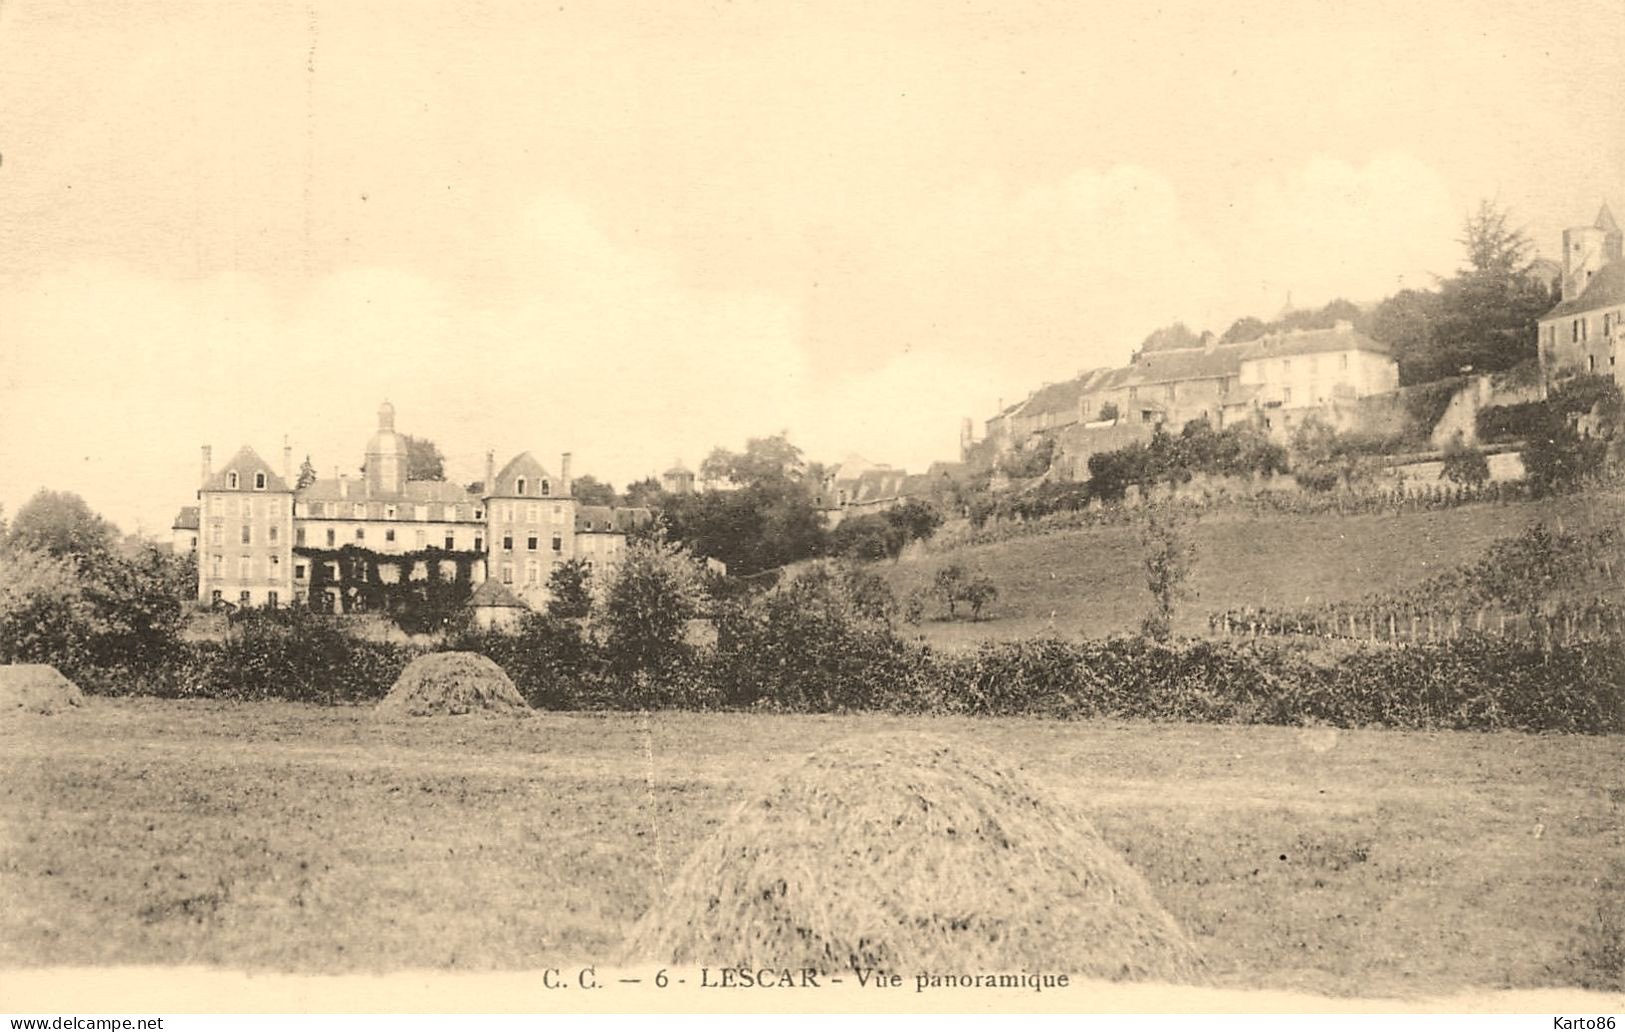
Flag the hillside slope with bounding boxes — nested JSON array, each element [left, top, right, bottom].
[[875, 490, 1624, 649]]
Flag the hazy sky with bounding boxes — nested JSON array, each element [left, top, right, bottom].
[[3, 0, 1622, 535]]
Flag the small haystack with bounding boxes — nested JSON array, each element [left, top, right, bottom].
[[624, 734, 1203, 983], [0, 664, 85, 715], [374, 652, 529, 717]]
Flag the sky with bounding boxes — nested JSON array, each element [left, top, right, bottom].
[[2, 0, 1622, 536]]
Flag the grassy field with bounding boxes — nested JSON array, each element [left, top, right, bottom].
[[877, 490, 1625, 649], [3, 699, 1621, 999]]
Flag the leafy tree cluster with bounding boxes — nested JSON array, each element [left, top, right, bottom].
[[1289, 415, 1384, 492], [1217, 298, 1366, 345], [999, 435, 1056, 478], [827, 500, 944, 561], [1087, 419, 1288, 502], [660, 433, 828, 576], [1, 490, 193, 675]]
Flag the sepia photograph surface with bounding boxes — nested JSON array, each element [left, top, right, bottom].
[[1, 0, 1623, 1016]]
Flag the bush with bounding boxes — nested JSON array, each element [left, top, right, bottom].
[[828, 513, 906, 561], [450, 612, 609, 709], [1440, 439, 1490, 487], [711, 565, 928, 711], [1523, 418, 1607, 497]]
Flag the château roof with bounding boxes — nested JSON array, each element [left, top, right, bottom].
[[299, 478, 477, 504], [1236, 324, 1393, 362], [1122, 347, 1244, 386], [171, 506, 199, 530], [1017, 371, 1106, 417], [201, 446, 292, 492], [1543, 260, 1625, 321], [573, 505, 654, 534], [489, 452, 557, 499]]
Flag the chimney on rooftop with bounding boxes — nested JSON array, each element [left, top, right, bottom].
[[282, 437, 292, 485], [201, 445, 212, 484], [560, 452, 573, 497]]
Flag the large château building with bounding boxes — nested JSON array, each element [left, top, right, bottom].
[[180, 402, 642, 611]]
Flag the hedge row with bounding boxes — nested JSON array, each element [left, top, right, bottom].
[[71, 617, 1625, 734]]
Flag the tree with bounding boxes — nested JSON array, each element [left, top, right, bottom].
[[660, 475, 826, 577], [1368, 201, 1551, 384], [1087, 441, 1151, 503], [1220, 316, 1269, 344], [546, 558, 595, 619], [399, 434, 446, 481], [623, 477, 664, 508], [570, 474, 617, 507], [0, 548, 92, 667], [1096, 401, 1120, 422], [0, 538, 188, 674], [933, 564, 968, 619], [883, 500, 943, 546], [1459, 199, 1533, 281], [700, 432, 805, 488], [1366, 288, 1444, 383], [296, 455, 318, 489], [962, 576, 998, 621], [1136, 322, 1203, 355], [1139, 503, 1195, 641], [1290, 415, 1375, 492], [600, 535, 708, 676], [829, 514, 904, 561], [4, 489, 116, 562]]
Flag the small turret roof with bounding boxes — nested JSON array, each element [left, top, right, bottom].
[[1596, 203, 1620, 235]]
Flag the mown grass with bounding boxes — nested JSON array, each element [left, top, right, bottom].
[[879, 490, 1625, 648], [2, 699, 1621, 997]]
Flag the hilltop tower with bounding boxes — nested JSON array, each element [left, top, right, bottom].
[[1561, 204, 1623, 302]]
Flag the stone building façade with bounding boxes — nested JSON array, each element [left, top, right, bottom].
[[1538, 204, 1623, 387], [183, 402, 644, 611]]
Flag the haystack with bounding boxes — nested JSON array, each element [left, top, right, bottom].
[[624, 734, 1204, 983], [374, 652, 529, 717], [0, 664, 85, 715]]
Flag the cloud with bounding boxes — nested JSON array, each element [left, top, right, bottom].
[[0, 157, 1469, 536], [0, 197, 812, 533]]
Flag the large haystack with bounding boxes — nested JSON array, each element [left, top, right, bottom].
[[374, 652, 529, 717], [0, 664, 85, 715], [624, 733, 1204, 983]]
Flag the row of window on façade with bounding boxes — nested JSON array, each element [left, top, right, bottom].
[[202, 523, 568, 554]]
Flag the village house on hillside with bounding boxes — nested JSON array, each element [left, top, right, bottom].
[[178, 402, 649, 611], [981, 321, 1400, 478], [1539, 203, 1624, 386], [815, 455, 910, 526]]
